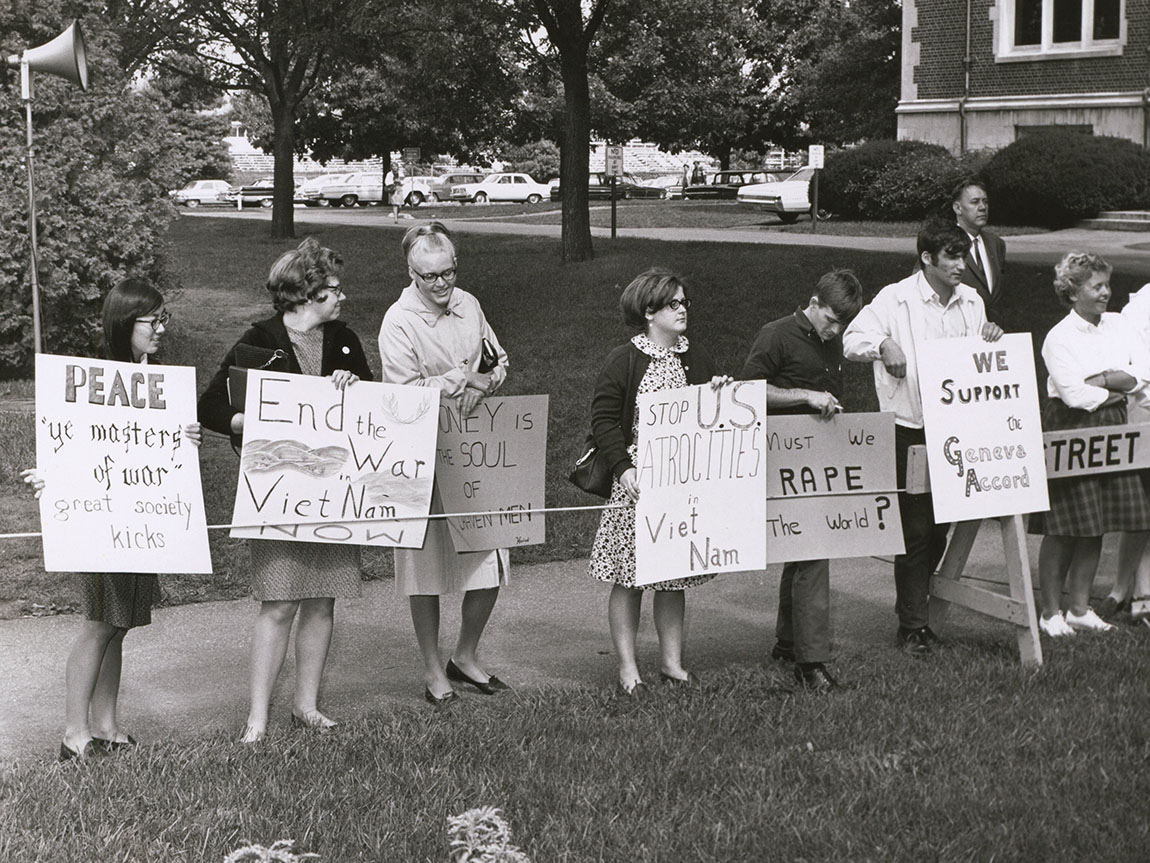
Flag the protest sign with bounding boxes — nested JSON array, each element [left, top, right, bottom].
[[435, 395, 548, 551], [34, 354, 210, 573], [229, 372, 436, 548], [1043, 422, 1150, 478], [634, 381, 767, 585], [918, 333, 1048, 522], [765, 413, 903, 562]]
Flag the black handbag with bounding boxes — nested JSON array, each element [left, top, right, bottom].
[[477, 337, 499, 374], [569, 346, 637, 499], [568, 435, 614, 499]]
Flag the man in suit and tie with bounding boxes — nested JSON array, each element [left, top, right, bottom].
[[952, 178, 1007, 323]]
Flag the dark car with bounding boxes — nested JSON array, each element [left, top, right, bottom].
[[225, 178, 277, 208], [549, 172, 668, 202], [682, 170, 775, 201]]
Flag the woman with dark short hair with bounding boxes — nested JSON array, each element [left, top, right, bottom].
[[586, 268, 727, 696], [23, 277, 202, 760], [199, 237, 373, 741]]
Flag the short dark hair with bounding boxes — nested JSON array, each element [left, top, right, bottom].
[[619, 268, 686, 330], [917, 218, 971, 260], [950, 176, 988, 206], [403, 221, 457, 261], [1053, 251, 1111, 308], [101, 277, 164, 362], [266, 237, 343, 313], [813, 269, 864, 322]]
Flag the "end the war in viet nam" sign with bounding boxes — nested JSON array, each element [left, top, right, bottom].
[[635, 381, 767, 586], [34, 354, 211, 573], [918, 333, 1048, 522], [435, 395, 549, 552], [229, 371, 437, 548], [765, 413, 903, 562]]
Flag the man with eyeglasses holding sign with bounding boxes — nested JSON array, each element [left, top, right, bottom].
[[378, 222, 512, 706]]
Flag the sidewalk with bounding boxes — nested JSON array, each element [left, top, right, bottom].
[[0, 528, 1125, 766]]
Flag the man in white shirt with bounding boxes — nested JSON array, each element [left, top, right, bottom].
[[843, 220, 1003, 655], [952, 179, 1007, 325]]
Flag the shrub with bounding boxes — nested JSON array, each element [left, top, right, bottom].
[[981, 132, 1150, 227], [820, 139, 950, 219]]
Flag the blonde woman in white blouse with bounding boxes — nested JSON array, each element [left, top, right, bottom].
[[378, 223, 511, 705], [1030, 252, 1150, 637]]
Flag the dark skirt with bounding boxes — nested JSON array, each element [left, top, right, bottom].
[[1029, 398, 1150, 537], [82, 573, 158, 629]]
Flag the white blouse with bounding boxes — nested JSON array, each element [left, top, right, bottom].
[[1042, 309, 1150, 411]]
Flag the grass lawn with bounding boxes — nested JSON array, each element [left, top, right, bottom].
[[1, 635, 1148, 861], [0, 215, 1144, 617]]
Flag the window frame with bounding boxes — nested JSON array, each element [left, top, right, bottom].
[[995, 0, 1126, 62]]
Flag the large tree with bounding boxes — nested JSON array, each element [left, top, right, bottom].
[[152, 0, 373, 238], [525, 0, 610, 262]]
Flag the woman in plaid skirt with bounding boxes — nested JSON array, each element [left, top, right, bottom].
[[1030, 252, 1150, 637]]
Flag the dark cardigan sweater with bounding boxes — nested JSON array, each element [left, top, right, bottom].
[[590, 340, 717, 480], [197, 314, 374, 445]]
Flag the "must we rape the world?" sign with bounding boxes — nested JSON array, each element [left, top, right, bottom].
[[764, 413, 903, 562], [635, 381, 767, 586], [34, 354, 211, 573], [918, 333, 1048, 522], [229, 371, 437, 548]]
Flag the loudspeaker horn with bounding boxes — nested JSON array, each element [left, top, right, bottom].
[[6, 20, 88, 91]]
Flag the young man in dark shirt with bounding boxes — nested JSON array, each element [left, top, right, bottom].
[[740, 269, 864, 690]]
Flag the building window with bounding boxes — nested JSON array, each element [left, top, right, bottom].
[[998, 0, 1125, 60]]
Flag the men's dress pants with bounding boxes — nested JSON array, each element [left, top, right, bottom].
[[894, 424, 951, 631], [776, 558, 831, 663]]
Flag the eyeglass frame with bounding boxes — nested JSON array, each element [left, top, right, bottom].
[[410, 264, 458, 284], [135, 310, 171, 332], [661, 298, 691, 311]]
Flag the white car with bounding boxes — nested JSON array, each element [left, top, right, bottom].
[[736, 167, 828, 223], [170, 179, 231, 207], [395, 176, 434, 206], [450, 173, 551, 204]]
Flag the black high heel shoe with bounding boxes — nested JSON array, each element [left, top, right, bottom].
[[58, 740, 97, 762], [445, 659, 510, 695], [92, 734, 137, 753]]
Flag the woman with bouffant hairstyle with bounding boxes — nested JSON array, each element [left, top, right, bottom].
[[1030, 252, 1150, 637], [199, 237, 373, 742]]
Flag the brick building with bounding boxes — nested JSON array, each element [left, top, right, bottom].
[[897, 1, 1150, 153]]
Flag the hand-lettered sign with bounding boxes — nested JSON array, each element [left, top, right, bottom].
[[435, 395, 549, 552], [764, 413, 903, 562], [229, 372, 436, 548], [918, 334, 1048, 522], [34, 354, 211, 573], [635, 381, 767, 585]]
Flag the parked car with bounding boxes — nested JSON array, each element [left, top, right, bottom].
[[736, 167, 828, 223], [682, 170, 776, 200], [644, 175, 687, 200], [394, 176, 434, 206], [297, 173, 351, 206], [549, 173, 668, 202], [309, 172, 387, 207], [170, 179, 231, 207], [426, 172, 486, 203], [451, 173, 551, 204], [225, 177, 277, 208]]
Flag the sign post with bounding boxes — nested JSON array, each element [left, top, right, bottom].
[[606, 145, 623, 239], [807, 145, 824, 233]]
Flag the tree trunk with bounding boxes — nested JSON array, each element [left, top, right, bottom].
[[271, 103, 296, 239], [559, 51, 593, 262]]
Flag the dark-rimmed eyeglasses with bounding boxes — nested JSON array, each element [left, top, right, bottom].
[[135, 311, 171, 331], [663, 298, 691, 311], [412, 266, 457, 283]]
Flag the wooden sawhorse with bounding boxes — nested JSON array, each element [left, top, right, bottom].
[[908, 446, 1043, 666]]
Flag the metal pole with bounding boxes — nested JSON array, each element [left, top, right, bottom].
[[21, 59, 43, 354], [810, 169, 820, 234], [610, 176, 617, 239]]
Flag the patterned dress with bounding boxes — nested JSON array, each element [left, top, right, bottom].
[[248, 325, 363, 601], [589, 334, 716, 591]]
